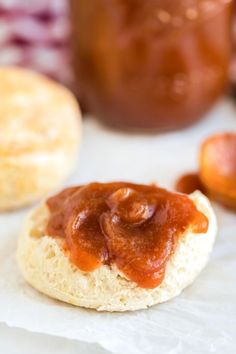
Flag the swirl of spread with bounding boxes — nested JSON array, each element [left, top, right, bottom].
[[46, 182, 208, 289]]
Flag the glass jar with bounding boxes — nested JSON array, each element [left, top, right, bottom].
[[70, 0, 232, 131]]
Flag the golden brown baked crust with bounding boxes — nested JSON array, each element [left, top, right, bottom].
[[0, 67, 81, 210]]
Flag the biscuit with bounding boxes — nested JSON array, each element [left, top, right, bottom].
[[17, 191, 217, 312], [0, 67, 81, 210]]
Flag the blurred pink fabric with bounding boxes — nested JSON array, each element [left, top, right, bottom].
[[0, 0, 71, 86]]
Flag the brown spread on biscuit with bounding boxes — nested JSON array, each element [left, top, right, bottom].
[[46, 182, 208, 288]]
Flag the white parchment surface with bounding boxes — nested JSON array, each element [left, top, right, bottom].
[[0, 100, 236, 354]]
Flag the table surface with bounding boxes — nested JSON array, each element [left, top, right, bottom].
[[0, 323, 110, 354], [0, 101, 236, 354]]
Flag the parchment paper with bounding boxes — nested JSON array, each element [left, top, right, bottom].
[[0, 100, 236, 354]]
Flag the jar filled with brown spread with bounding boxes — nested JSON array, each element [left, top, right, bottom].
[[70, 0, 232, 131]]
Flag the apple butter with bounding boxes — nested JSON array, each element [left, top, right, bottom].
[[46, 182, 208, 288]]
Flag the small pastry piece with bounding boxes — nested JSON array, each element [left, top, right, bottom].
[[0, 67, 81, 210], [199, 133, 236, 209], [17, 182, 217, 312], [175, 172, 204, 195]]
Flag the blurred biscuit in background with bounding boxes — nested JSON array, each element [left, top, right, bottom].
[[0, 66, 81, 211]]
